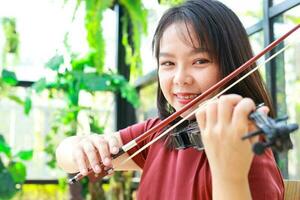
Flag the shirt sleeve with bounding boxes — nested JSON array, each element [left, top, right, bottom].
[[249, 148, 285, 200], [119, 118, 161, 169]]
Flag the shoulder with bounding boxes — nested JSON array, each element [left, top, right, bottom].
[[120, 117, 161, 134], [119, 117, 161, 144]]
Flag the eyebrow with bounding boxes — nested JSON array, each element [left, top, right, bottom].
[[159, 47, 208, 58]]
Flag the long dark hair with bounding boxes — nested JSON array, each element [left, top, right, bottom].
[[152, 0, 274, 119]]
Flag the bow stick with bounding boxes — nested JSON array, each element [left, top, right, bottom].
[[69, 24, 299, 184]]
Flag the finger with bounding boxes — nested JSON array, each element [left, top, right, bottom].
[[232, 98, 256, 136], [107, 135, 120, 154], [218, 94, 242, 125], [196, 106, 206, 131], [206, 100, 218, 129], [73, 147, 89, 176], [256, 105, 270, 115], [82, 141, 102, 174], [93, 138, 112, 167]]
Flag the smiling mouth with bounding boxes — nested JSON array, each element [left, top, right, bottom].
[[176, 94, 198, 99], [175, 93, 200, 104]]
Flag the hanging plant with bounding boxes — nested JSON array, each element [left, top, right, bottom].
[[84, 0, 114, 73], [1, 17, 20, 67], [119, 0, 148, 81]]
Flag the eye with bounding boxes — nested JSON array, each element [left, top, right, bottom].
[[193, 59, 210, 65], [160, 61, 174, 67]]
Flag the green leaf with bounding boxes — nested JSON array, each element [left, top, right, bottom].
[[0, 135, 11, 157], [45, 55, 64, 71], [120, 83, 140, 108], [0, 135, 6, 143], [32, 78, 47, 93], [15, 150, 33, 161], [71, 52, 95, 70], [0, 159, 5, 172], [47, 160, 56, 169], [1, 69, 18, 86], [90, 116, 104, 134], [24, 97, 32, 115], [82, 73, 110, 91], [7, 95, 24, 105], [8, 162, 26, 183], [0, 170, 18, 199]]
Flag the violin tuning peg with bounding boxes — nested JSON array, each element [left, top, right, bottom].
[[287, 123, 299, 132], [242, 129, 262, 140], [252, 141, 273, 155], [253, 142, 265, 155], [275, 115, 289, 122]]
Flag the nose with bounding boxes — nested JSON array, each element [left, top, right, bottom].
[[173, 65, 193, 86]]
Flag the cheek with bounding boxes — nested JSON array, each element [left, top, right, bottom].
[[196, 68, 220, 89], [158, 72, 172, 98]]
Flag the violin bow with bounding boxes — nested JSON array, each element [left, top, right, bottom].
[[69, 24, 299, 184]]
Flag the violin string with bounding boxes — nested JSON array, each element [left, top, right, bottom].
[[118, 43, 291, 167]]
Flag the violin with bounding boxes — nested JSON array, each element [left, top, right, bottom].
[[170, 108, 298, 155], [68, 24, 300, 184]]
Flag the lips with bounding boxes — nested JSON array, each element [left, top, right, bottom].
[[174, 93, 199, 104]]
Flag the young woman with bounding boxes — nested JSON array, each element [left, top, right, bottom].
[[56, 0, 284, 199]]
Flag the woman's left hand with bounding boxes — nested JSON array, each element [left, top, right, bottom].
[[196, 94, 269, 183]]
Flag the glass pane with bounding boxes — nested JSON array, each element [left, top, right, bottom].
[[0, 87, 65, 180], [272, 0, 285, 6], [0, 87, 115, 180], [273, 5, 300, 180], [137, 82, 158, 122], [0, 1, 116, 81], [140, 1, 168, 75], [249, 31, 266, 81], [0, 1, 88, 81], [220, 0, 263, 28]]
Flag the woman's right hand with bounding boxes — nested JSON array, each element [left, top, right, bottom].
[[72, 133, 121, 176]]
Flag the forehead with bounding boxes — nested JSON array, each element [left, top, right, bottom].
[[160, 22, 201, 49]]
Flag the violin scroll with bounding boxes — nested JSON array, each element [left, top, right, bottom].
[[242, 111, 299, 155]]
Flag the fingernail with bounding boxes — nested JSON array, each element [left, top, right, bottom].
[[112, 147, 119, 154], [104, 157, 111, 165], [107, 168, 114, 175], [94, 165, 100, 173], [82, 169, 87, 176]]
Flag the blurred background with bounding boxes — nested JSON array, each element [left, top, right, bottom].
[[0, 0, 299, 199]]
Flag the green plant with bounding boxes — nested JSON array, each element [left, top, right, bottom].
[[0, 134, 33, 200], [0, 69, 31, 115], [19, 0, 147, 198], [1, 17, 20, 67], [119, 0, 148, 80], [30, 53, 140, 169]]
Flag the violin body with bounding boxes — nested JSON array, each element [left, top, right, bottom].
[[170, 111, 298, 155]]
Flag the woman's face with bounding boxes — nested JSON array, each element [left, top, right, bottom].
[[158, 23, 220, 117]]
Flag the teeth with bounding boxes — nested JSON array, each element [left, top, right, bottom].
[[177, 94, 197, 99]]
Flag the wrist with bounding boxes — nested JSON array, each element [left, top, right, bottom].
[[210, 165, 250, 184], [212, 175, 251, 200]]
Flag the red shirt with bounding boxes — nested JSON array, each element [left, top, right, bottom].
[[120, 118, 284, 200]]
